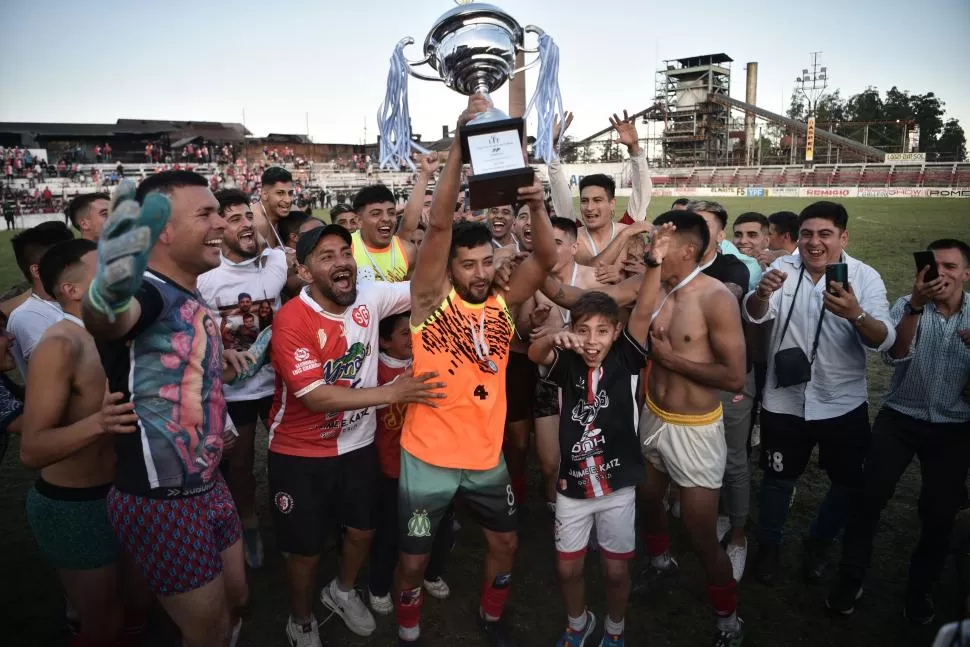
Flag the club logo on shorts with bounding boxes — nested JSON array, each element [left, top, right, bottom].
[[293, 347, 310, 362], [352, 304, 371, 328], [274, 492, 295, 514], [407, 509, 432, 537]]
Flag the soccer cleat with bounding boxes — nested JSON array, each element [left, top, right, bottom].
[[631, 555, 680, 596], [423, 577, 451, 599], [88, 180, 171, 321], [716, 516, 732, 544], [369, 590, 394, 616], [556, 610, 596, 647], [599, 632, 625, 647], [479, 613, 520, 647], [726, 539, 748, 582], [825, 579, 863, 616], [712, 616, 744, 647], [750, 542, 780, 586], [285, 616, 321, 647], [320, 579, 376, 636], [903, 588, 935, 626], [242, 528, 264, 569]]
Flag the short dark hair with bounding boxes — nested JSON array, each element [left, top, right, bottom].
[[329, 203, 354, 223], [686, 200, 728, 230], [569, 291, 620, 327], [767, 211, 799, 240], [261, 166, 292, 187], [353, 185, 396, 213], [379, 311, 411, 340], [278, 211, 309, 243], [238, 292, 251, 301], [928, 238, 970, 265], [215, 188, 251, 215], [11, 221, 75, 280], [449, 221, 492, 260], [671, 198, 690, 208], [550, 216, 578, 240], [653, 210, 710, 263], [135, 170, 208, 204], [798, 201, 848, 231], [734, 212, 769, 231], [66, 192, 109, 229], [579, 174, 615, 200], [38, 238, 97, 299]]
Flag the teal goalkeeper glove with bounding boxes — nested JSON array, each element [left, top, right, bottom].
[[229, 326, 273, 384], [88, 180, 172, 321]]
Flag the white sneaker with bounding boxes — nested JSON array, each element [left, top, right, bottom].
[[320, 579, 376, 636], [369, 590, 394, 615], [286, 615, 321, 647], [726, 538, 748, 582], [716, 515, 732, 543], [423, 577, 451, 599], [230, 619, 242, 647], [750, 422, 761, 447]]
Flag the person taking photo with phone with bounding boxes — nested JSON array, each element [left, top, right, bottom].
[[741, 201, 895, 586], [827, 238, 970, 625]]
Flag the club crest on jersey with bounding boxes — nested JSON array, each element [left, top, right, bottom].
[[293, 347, 310, 362], [407, 509, 432, 537], [274, 492, 294, 514], [322, 341, 370, 384], [352, 304, 371, 327]]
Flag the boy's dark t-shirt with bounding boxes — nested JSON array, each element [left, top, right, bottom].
[[547, 329, 647, 500]]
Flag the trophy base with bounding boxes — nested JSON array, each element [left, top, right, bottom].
[[460, 116, 532, 211], [467, 167, 536, 211]]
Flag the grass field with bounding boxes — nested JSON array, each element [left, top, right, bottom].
[[1, 197, 968, 647]]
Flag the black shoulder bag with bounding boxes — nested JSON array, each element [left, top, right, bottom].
[[773, 266, 825, 388]]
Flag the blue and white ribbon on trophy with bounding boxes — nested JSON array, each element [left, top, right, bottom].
[[377, 41, 430, 171], [524, 33, 567, 163]]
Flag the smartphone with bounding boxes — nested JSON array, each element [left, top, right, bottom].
[[913, 251, 940, 282], [825, 263, 849, 294]]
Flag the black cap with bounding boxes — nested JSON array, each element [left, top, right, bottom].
[[295, 224, 353, 264]]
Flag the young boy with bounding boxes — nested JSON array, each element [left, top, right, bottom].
[[368, 312, 454, 615], [528, 223, 671, 647]]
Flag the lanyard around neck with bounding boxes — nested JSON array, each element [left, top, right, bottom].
[[650, 266, 702, 323], [361, 239, 397, 282], [584, 222, 616, 256]]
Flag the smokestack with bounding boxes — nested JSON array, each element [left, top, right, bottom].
[[442, 125, 449, 139], [745, 62, 758, 166]]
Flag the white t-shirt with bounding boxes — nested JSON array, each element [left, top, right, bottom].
[[197, 248, 288, 401], [8, 293, 64, 379]]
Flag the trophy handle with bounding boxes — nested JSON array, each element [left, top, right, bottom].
[[511, 26, 545, 75], [398, 37, 444, 83]]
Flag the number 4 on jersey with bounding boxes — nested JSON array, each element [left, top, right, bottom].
[[473, 384, 489, 400]]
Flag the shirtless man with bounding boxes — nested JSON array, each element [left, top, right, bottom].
[[20, 238, 141, 647], [488, 204, 519, 252], [520, 216, 604, 505], [395, 95, 558, 646], [575, 174, 626, 267], [254, 166, 294, 247], [638, 210, 747, 646]]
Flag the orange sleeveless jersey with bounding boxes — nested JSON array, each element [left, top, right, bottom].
[[400, 288, 515, 470]]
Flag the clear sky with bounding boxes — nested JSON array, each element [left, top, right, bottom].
[[1, 0, 967, 146]]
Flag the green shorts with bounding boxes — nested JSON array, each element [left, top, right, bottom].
[[398, 448, 517, 555], [26, 479, 120, 570]]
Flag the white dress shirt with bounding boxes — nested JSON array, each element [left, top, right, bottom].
[[742, 251, 895, 421]]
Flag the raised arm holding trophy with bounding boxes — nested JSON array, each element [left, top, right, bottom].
[[377, 1, 567, 210]]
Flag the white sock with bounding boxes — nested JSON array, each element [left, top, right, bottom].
[[716, 612, 740, 632], [290, 615, 314, 627], [604, 615, 625, 636], [334, 581, 352, 601], [650, 551, 673, 569], [567, 611, 588, 631], [399, 624, 421, 641]]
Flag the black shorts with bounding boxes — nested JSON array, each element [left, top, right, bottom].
[[226, 395, 273, 429], [268, 445, 378, 556], [505, 351, 538, 423], [759, 403, 870, 487], [398, 449, 517, 555], [534, 377, 560, 419]]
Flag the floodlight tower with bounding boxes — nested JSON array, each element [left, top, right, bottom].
[[794, 52, 828, 163]]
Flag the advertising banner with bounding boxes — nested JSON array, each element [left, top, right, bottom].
[[805, 117, 816, 163], [884, 152, 926, 164]]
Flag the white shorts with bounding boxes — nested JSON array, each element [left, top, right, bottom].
[[555, 487, 636, 560], [639, 397, 726, 490]]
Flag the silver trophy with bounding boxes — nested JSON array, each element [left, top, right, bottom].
[[378, 1, 565, 210]]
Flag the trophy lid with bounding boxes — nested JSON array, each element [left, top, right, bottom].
[[424, 3, 523, 62]]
